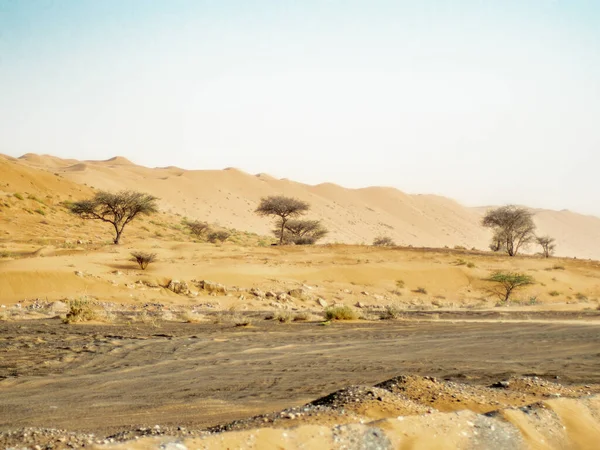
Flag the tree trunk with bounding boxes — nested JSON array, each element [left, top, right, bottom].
[[279, 218, 286, 245], [113, 224, 122, 245]]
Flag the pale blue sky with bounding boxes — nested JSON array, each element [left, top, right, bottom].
[[1, 1, 599, 214]]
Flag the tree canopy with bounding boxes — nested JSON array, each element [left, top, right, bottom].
[[482, 205, 536, 256], [69, 190, 158, 244], [255, 196, 310, 245]]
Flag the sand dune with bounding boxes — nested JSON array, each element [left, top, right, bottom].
[[5, 153, 600, 259]]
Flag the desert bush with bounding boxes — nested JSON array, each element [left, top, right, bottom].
[[131, 251, 157, 270], [373, 236, 395, 247], [413, 287, 428, 294], [273, 219, 328, 245], [180, 310, 204, 323], [548, 290, 560, 297], [63, 299, 96, 323], [233, 315, 252, 327], [484, 271, 535, 302], [552, 264, 565, 270], [186, 220, 211, 239], [324, 305, 358, 321], [395, 279, 405, 289], [454, 259, 467, 266], [466, 262, 476, 268], [207, 230, 231, 243], [138, 309, 162, 327], [273, 311, 293, 323], [382, 303, 403, 320], [575, 292, 588, 302], [13, 193, 24, 200]]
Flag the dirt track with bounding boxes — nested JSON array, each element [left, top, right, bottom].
[[2, 318, 600, 436]]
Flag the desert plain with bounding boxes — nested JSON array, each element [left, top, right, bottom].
[[2, 154, 600, 449]]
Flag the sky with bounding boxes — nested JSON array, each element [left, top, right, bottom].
[[0, 0, 599, 215]]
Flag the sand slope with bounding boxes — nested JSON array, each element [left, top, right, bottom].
[[6, 153, 600, 259]]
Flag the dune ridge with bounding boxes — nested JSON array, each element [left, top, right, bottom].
[[4, 153, 600, 259]]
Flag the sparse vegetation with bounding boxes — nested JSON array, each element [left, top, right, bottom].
[[413, 287, 428, 294], [482, 205, 536, 256], [273, 311, 293, 323], [485, 272, 535, 302], [130, 251, 157, 270], [324, 305, 358, 321], [373, 236, 395, 247], [548, 290, 560, 297], [255, 196, 310, 245], [69, 190, 159, 244], [13, 193, 24, 200], [395, 279, 405, 289]]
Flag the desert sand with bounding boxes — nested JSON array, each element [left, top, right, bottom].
[[2, 153, 600, 449]]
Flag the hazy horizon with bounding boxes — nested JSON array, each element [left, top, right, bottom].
[[1, 1, 599, 215]]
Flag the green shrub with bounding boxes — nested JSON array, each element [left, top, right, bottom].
[[548, 290, 560, 297], [485, 271, 535, 302], [34, 208, 46, 216], [324, 305, 358, 321], [13, 193, 24, 200], [273, 311, 293, 323], [382, 303, 403, 320]]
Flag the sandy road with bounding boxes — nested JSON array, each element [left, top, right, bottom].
[[1, 318, 600, 435]]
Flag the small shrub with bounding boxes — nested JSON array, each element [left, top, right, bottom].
[[324, 305, 358, 321], [395, 279, 405, 289], [373, 236, 396, 247], [454, 245, 467, 250], [382, 303, 403, 320], [207, 230, 231, 243], [186, 220, 211, 239], [548, 290, 560, 297], [575, 293, 588, 302], [466, 262, 476, 268], [13, 193, 24, 200], [63, 299, 96, 323], [413, 287, 428, 294], [233, 315, 252, 327], [131, 251, 157, 270], [274, 311, 293, 323], [34, 208, 46, 216], [552, 265, 566, 270], [454, 259, 467, 266]]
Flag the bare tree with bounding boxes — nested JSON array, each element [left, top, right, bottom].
[[273, 218, 328, 245], [536, 235, 556, 258], [69, 190, 158, 244], [481, 205, 536, 256], [485, 271, 535, 302], [255, 196, 310, 245]]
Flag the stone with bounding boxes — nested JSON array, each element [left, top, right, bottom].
[[288, 288, 308, 299], [167, 280, 190, 295], [317, 298, 328, 308], [195, 280, 227, 295], [250, 287, 265, 298]]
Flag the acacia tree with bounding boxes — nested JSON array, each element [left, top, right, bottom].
[[481, 205, 536, 256], [274, 218, 328, 245], [255, 196, 310, 245], [69, 190, 158, 244], [485, 271, 535, 302], [536, 236, 556, 258]]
